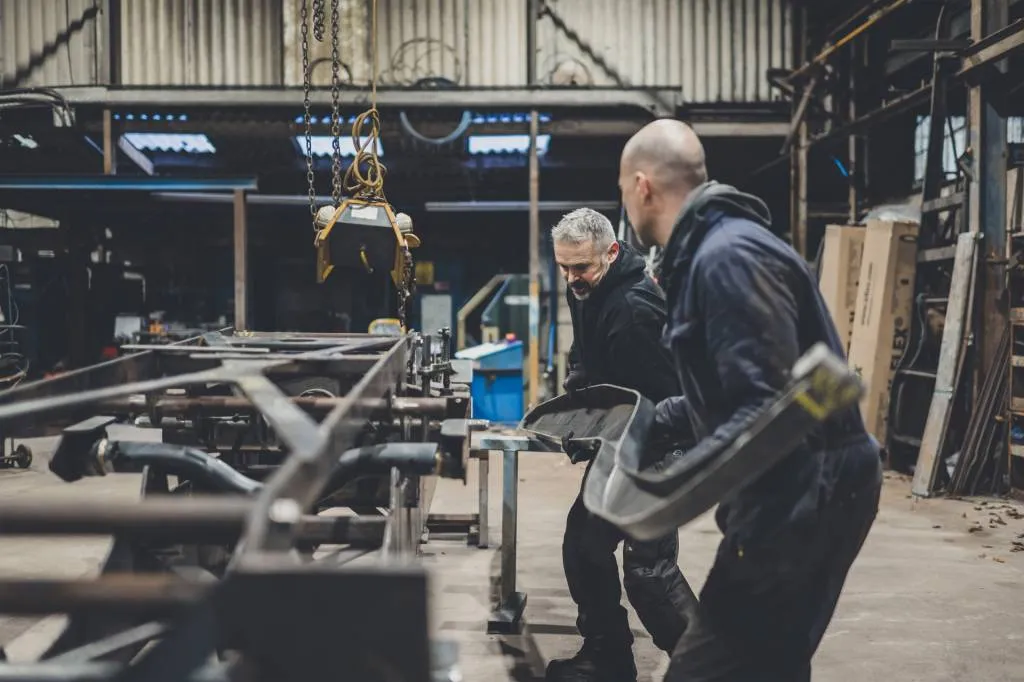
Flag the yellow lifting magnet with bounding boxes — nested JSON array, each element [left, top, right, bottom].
[[314, 198, 421, 285]]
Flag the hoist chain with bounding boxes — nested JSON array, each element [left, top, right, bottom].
[[329, 0, 343, 207], [398, 245, 416, 331], [311, 0, 325, 42], [300, 0, 316, 229]]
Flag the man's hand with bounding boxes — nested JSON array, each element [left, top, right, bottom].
[[563, 368, 588, 396], [560, 430, 600, 464]]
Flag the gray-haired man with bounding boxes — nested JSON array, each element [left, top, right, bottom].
[[547, 208, 694, 682]]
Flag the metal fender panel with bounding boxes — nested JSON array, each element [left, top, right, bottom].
[[519, 343, 865, 542]]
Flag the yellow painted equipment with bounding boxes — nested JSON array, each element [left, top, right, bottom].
[[368, 318, 403, 336], [315, 199, 420, 285]]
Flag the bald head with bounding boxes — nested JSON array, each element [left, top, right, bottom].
[[621, 119, 707, 192], [618, 119, 708, 248]]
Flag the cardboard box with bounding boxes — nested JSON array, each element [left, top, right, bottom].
[[818, 225, 865, 355], [847, 219, 919, 444]]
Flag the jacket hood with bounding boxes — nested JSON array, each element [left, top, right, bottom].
[[658, 181, 772, 286]]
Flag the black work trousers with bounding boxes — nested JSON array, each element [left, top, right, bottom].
[[563, 491, 694, 653], [664, 447, 883, 682]]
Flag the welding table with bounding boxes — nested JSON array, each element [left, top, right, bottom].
[[467, 431, 548, 634]]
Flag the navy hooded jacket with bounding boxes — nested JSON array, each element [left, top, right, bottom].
[[654, 182, 879, 550]]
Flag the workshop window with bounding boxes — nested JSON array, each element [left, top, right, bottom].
[[913, 115, 966, 187], [914, 116, 1024, 186]]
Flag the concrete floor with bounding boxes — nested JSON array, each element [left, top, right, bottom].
[[2, 432, 1024, 681]]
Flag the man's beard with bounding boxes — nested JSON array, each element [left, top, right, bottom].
[[569, 260, 608, 301], [570, 284, 591, 300]]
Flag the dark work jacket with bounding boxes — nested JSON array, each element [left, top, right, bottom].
[[567, 242, 679, 404], [655, 182, 879, 552]]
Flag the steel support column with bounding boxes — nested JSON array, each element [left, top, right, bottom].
[[102, 110, 115, 175], [789, 6, 809, 257], [233, 189, 249, 332], [528, 111, 541, 409], [848, 44, 862, 223], [969, 0, 1009, 399], [527, 0, 541, 409]]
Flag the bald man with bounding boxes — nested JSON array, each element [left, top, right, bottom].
[[617, 119, 883, 682]]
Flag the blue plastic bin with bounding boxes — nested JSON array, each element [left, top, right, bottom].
[[455, 340, 525, 425]]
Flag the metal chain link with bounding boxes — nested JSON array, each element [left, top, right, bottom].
[[301, 0, 316, 230], [312, 0, 325, 42], [398, 245, 416, 330], [329, 0, 343, 207]]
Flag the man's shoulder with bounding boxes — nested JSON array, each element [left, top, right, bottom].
[[607, 273, 666, 318], [694, 217, 793, 274]]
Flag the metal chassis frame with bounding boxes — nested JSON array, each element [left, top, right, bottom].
[[0, 330, 459, 681]]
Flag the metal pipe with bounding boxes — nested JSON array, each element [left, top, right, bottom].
[[528, 110, 541, 409], [0, 663, 226, 682], [0, 575, 206, 616], [233, 189, 248, 331], [57, 441, 263, 494], [425, 200, 620, 213], [0, 497, 386, 546], [102, 109, 115, 174], [456, 274, 513, 350], [788, 0, 910, 82], [97, 395, 451, 418]]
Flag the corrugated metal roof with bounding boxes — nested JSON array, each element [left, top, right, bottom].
[[119, 0, 284, 86], [0, 0, 102, 88], [361, 0, 792, 101], [4, 0, 794, 103]]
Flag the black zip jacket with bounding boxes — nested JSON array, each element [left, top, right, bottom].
[[654, 182, 879, 552], [566, 242, 679, 404]]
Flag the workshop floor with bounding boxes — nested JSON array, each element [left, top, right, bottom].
[[2, 431, 1024, 681]]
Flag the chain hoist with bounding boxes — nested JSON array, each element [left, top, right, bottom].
[[300, 0, 419, 332], [301, 0, 316, 228], [329, 0, 343, 207], [311, 0, 325, 42]]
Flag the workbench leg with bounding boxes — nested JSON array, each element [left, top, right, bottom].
[[488, 448, 526, 634], [477, 452, 489, 549]]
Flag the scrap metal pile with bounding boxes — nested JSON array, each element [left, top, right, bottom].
[[0, 329, 475, 681]]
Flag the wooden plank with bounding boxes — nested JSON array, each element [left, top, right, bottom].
[[918, 245, 958, 263], [912, 232, 980, 497], [921, 192, 964, 215]]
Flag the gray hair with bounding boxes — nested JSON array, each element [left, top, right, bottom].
[[551, 208, 616, 251]]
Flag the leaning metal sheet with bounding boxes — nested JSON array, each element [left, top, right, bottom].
[[520, 343, 865, 542]]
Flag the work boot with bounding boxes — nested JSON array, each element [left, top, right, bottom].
[[545, 639, 637, 682]]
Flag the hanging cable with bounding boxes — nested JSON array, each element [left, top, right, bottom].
[[342, 0, 387, 201]]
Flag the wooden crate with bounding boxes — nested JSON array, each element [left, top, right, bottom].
[[847, 219, 919, 444]]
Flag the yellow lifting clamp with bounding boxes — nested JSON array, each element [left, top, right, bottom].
[[314, 200, 420, 285]]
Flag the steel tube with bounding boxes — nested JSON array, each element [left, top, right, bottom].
[[0, 576, 205, 615], [0, 663, 226, 682], [97, 395, 450, 418], [0, 498, 386, 546]]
